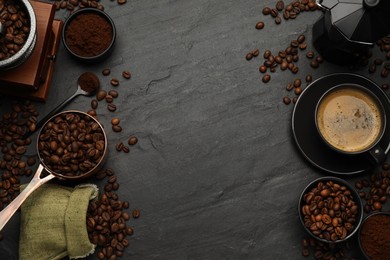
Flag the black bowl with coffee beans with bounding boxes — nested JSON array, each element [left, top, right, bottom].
[[298, 177, 363, 243], [37, 110, 107, 180]]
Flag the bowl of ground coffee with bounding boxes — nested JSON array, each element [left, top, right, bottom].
[[62, 8, 116, 63], [358, 212, 390, 260], [298, 177, 363, 243]]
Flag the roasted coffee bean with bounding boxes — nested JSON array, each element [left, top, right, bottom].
[[294, 87, 302, 95], [262, 74, 271, 83], [132, 208, 140, 218], [270, 8, 278, 17], [286, 82, 294, 91], [275, 0, 284, 11], [112, 125, 122, 132], [293, 78, 301, 88], [310, 60, 319, 68], [368, 63, 377, 74], [262, 7, 271, 15], [102, 68, 111, 76], [111, 118, 120, 125], [252, 49, 259, 57], [381, 68, 389, 78], [283, 96, 291, 105], [105, 95, 114, 103], [128, 136, 138, 145], [91, 99, 98, 109], [280, 61, 288, 70], [275, 16, 281, 24], [255, 21, 264, 30], [96, 90, 107, 101], [245, 52, 253, 61], [110, 78, 120, 87], [316, 55, 324, 63], [382, 83, 389, 90], [107, 104, 117, 112], [263, 50, 271, 59], [87, 110, 97, 117], [305, 74, 312, 83], [122, 70, 131, 79], [299, 43, 307, 50], [297, 34, 305, 44], [259, 65, 267, 73], [306, 51, 314, 59], [122, 146, 130, 153], [116, 142, 124, 151], [108, 90, 119, 98]]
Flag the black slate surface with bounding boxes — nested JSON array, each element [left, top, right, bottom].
[[0, 0, 389, 259]]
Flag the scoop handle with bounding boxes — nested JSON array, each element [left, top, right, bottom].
[[0, 164, 55, 231]]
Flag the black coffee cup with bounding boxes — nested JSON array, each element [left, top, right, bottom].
[[315, 84, 387, 164]]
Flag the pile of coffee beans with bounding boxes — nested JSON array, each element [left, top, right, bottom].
[[0, 101, 38, 210], [301, 180, 360, 242], [0, 0, 31, 60], [301, 237, 358, 259], [51, 0, 127, 13], [255, 0, 318, 29], [355, 163, 390, 214], [87, 168, 138, 259], [38, 112, 105, 176]]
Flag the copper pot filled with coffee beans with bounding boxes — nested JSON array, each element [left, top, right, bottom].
[[0, 110, 108, 231], [0, 0, 36, 70]]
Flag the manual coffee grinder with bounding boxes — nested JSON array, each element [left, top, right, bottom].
[[0, 0, 62, 101], [312, 0, 390, 65]]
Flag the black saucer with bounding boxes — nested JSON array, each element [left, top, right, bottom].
[[292, 73, 390, 175]]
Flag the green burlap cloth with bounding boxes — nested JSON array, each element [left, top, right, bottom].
[[19, 183, 98, 260]]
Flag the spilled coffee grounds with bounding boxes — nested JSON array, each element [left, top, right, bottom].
[[65, 13, 113, 57]]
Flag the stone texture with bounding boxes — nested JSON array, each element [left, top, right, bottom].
[[0, 0, 388, 259]]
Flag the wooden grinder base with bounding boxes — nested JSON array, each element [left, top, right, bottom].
[[0, 1, 62, 101]]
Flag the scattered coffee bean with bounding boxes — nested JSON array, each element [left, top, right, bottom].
[[259, 65, 267, 73], [283, 96, 291, 105], [263, 50, 271, 59], [293, 78, 301, 88], [132, 208, 140, 218], [381, 83, 389, 90], [262, 7, 271, 15], [128, 136, 138, 145], [115, 142, 124, 151], [245, 52, 253, 61], [111, 118, 120, 125], [297, 34, 305, 44], [305, 74, 312, 83], [286, 82, 294, 91], [122, 146, 130, 153], [122, 70, 131, 79], [275, 16, 281, 24], [110, 78, 119, 87], [294, 87, 302, 95], [91, 99, 98, 109], [107, 104, 117, 112], [105, 95, 114, 103], [96, 90, 107, 101], [310, 60, 319, 68], [108, 90, 119, 98], [252, 49, 259, 57], [262, 74, 271, 83], [306, 51, 314, 59], [112, 125, 122, 132], [87, 109, 97, 117], [255, 21, 265, 30], [275, 0, 284, 11], [102, 68, 111, 76]]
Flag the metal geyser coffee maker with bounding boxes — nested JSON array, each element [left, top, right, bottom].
[[312, 0, 390, 65]]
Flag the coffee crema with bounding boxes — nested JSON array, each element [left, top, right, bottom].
[[316, 86, 383, 153]]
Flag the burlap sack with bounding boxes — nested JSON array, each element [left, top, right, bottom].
[[19, 183, 98, 260]]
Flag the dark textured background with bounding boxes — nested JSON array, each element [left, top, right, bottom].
[[0, 0, 389, 259]]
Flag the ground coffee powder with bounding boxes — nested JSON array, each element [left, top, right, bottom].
[[65, 12, 113, 57], [360, 214, 390, 260]]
